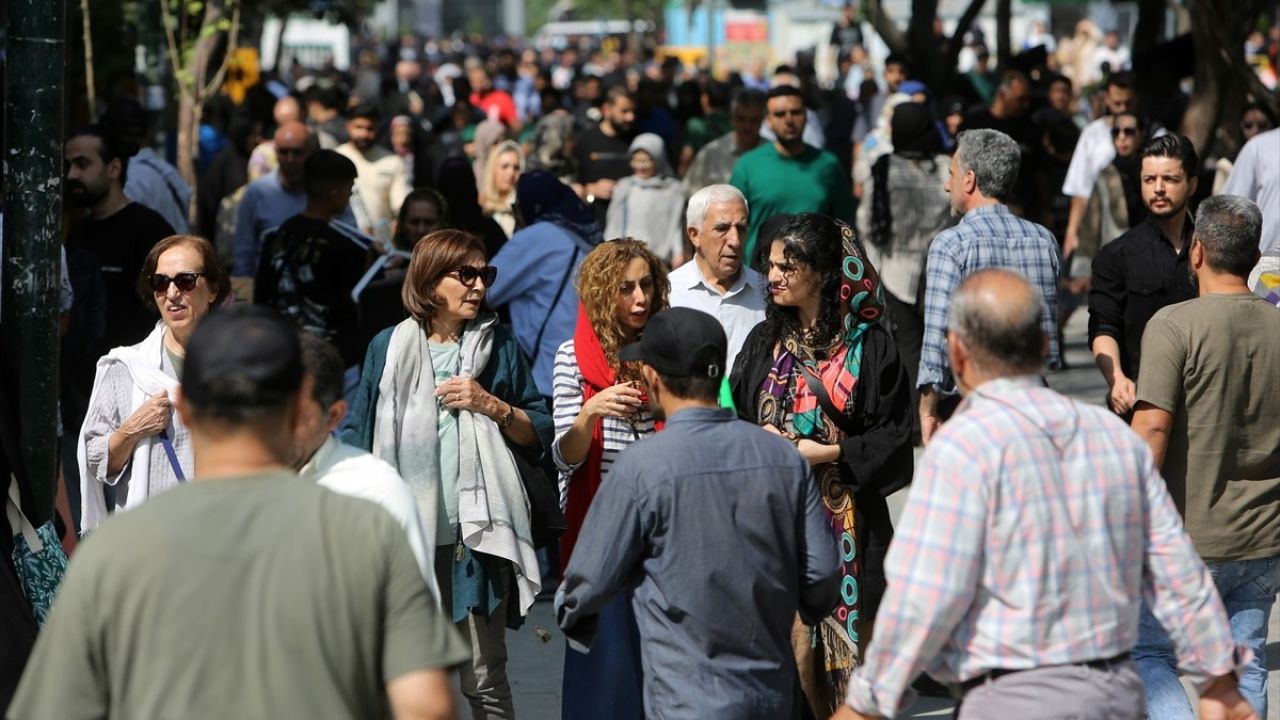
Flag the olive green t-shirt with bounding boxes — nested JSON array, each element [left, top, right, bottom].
[[1136, 293, 1280, 562], [9, 471, 469, 719]]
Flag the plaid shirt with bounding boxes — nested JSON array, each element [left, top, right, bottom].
[[844, 377, 1246, 717], [917, 204, 1061, 395]]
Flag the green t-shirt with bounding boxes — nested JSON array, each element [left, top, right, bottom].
[[1136, 293, 1280, 562], [10, 471, 469, 719], [729, 142, 855, 268], [165, 345, 184, 380], [430, 340, 461, 546], [684, 111, 730, 154]]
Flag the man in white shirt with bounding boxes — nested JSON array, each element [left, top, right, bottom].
[[336, 102, 411, 243], [293, 332, 439, 603], [668, 185, 766, 375], [1061, 72, 1166, 257], [1223, 127, 1280, 258]]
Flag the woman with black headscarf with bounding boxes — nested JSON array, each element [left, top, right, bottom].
[[486, 171, 604, 401], [435, 156, 510, 260], [856, 101, 953, 440]]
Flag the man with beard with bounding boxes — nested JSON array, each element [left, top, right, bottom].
[[575, 84, 637, 224], [730, 85, 854, 269], [336, 102, 410, 240], [63, 124, 176, 359], [1087, 135, 1198, 420]]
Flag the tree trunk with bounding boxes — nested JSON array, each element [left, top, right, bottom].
[[995, 0, 1011, 68], [861, 0, 908, 57], [80, 0, 96, 119], [1179, 0, 1257, 157]]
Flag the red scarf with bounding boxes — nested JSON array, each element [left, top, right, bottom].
[[560, 304, 662, 568]]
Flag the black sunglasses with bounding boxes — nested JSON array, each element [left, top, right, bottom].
[[1111, 126, 1139, 138], [1241, 121, 1270, 131], [149, 272, 205, 294], [448, 265, 497, 287]]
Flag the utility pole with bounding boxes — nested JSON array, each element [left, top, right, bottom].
[[2, 0, 66, 523]]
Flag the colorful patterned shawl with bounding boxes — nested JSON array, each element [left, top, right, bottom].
[[755, 219, 885, 710]]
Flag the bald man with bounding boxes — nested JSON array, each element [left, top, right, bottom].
[[233, 122, 354, 277], [835, 271, 1254, 720], [274, 95, 303, 127]]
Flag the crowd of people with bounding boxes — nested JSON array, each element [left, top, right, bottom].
[[1, 10, 1279, 720]]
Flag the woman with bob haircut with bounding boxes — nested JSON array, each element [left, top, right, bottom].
[[342, 229, 552, 719], [552, 237, 669, 720], [77, 235, 230, 533], [731, 213, 913, 717]]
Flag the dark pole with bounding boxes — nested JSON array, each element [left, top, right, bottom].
[[2, 0, 66, 523]]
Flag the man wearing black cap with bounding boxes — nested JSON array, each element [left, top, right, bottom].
[[10, 306, 467, 719], [555, 307, 840, 719]]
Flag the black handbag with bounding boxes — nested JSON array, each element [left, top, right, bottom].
[[508, 442, 565, 550]]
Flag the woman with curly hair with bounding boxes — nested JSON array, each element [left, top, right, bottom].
[[552, 238, 669, 720], [730, 214, 913, 717]]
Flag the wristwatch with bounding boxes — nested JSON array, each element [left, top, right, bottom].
[[497, 402, 515, 429]]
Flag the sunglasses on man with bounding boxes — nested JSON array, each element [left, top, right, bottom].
[[1110, 126, 1139, 138], [449, 265, 498, 287], [148, 272, 205, 294]]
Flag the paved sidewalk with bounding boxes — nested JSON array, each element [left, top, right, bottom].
[[500, 311, 1279, 719]]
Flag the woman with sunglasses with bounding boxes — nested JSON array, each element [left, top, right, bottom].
[[76, 235, 230, 533], [730, 214, 913, 717], [553, 238, 668, 720], [1067, 110, 1150, 308], [342, 229, 552, 719]]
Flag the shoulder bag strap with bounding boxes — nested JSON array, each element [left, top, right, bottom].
[[530, 246, 580, 363], [157, 430, 187, 483], [6, 474, 42, 550], [798, 363, 843, 422]]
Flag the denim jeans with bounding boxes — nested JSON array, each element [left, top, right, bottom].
[[1133, 553, 1280, 718]]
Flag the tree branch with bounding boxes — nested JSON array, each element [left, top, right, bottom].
[[945, 0, 988, 63], [201, 2, 241, 98], [161, 0, 193, 100], [861, 0, 908, 57]]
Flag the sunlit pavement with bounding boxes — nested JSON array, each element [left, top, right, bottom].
[[499, 310, 1279, 719]]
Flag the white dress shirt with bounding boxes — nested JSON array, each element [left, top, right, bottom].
[[1223, 128, 1280, 256], [300, 436, 440, 603], [668, 260, 767, 375]]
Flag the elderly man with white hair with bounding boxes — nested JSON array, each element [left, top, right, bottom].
[[668, 184, 766, 374]]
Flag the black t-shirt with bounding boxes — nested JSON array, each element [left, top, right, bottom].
[[830, 20, 864, 58], [574, 124, 633, 224], [960, 109, 1045, 216], [253, 215, 369, 366], [575, 124, 633, 186], [65, 202, 175, 355]]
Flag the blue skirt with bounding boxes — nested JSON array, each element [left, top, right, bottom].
[[561, 591, 645, 719]]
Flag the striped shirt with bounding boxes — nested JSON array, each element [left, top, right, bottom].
[[551, 340, 657, 510], [918, 204, 1061, 395], [125, 148, 192, 235], [844, 376, 1246, 717]]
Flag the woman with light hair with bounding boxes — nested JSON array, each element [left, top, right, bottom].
[[479, 140, 523, 238]]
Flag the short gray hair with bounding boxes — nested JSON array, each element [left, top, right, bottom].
[[1195, 195, 1263, 277], [955, 129, 1021, 202], [948, 269, 1044, 374], [686, 184, 748, 232]]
